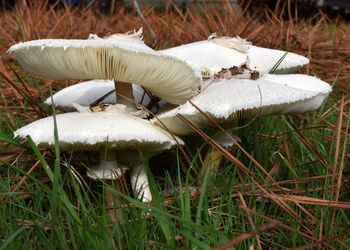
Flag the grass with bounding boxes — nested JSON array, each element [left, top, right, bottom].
[[1, 0, 350, 249]]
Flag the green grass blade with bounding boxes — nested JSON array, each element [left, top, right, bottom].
[[50, 95, 61, 232], [180, 230, 211, 250], [143, 155, 176, 246], [195, 170, 209, 225], [26, 136, 82, 225], [26, 136, 53, 182], [0, 129, 24, 148], [0, 227, 25, 250]]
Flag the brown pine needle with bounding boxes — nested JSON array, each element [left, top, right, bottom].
[[213, 221, 279, 250]]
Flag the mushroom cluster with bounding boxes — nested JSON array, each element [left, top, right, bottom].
[[10, 29, 195, 202], [9, 28, 331, 203]]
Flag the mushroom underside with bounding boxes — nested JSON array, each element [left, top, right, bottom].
[[10, 40, 201, 104]]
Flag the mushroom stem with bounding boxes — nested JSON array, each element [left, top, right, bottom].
[[129, 162, 152, 202], [114, 80, 135, 108], [117, 150, 152, 202], [87, 149, 125, 180], [199, 133, 240, 183], [86, 149, 128, 223], [199, 146, 224, 182], [113, 80, 153, 202]]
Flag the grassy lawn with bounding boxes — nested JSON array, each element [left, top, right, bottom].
[[0, 1, 349, 249]]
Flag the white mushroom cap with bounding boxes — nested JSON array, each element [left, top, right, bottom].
[[153, 74, 331, 135], [8, 31, 201, 105], [14, 105, 183, 151], [160, 36, 309, 76], [45, 80, 166, 112], [45, 80, 116, 111]]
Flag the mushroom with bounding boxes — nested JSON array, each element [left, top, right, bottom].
[[160, 34, 309, 77], [153, 74, 332, 135], [45, 79, 166, 113], [8, 28, 201, 105], [14, 104, 183, 202], [9, 29, 199, 202], [152, 73, 331, 181], [44, 80, 117, 112]]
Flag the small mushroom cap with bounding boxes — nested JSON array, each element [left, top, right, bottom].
[[45, 80, 166, 112], [14, 109, 183, 151], [160, 37, 309, 76], [8, 31, 201, 104], [153, 74, 331, 135]]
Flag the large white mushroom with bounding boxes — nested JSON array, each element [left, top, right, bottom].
[[160, 34, 309, 77], [8, 29, 201, 105], [15, 104, 183, 202], [153, 74, 332, 135], [152, 73, 331, 181]]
